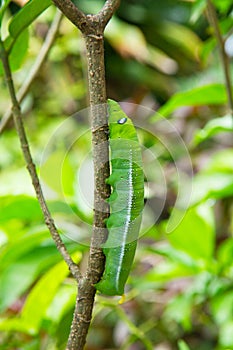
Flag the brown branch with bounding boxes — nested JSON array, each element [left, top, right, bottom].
[[51, 0, 120, 34], [95, 0, 121, 29], [0, 9, 63, 134], [207, 0, 233, 116], [51, 0, 90, 33], [0, 38, 81, 282], [50, 1, 120, 349], [66, 34, 110, 350]]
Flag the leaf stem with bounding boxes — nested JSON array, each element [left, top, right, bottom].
[[0, 9, 63, 134], [0, 37, 81, 281]]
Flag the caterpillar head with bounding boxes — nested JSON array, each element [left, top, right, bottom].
[[107, 99, 135, 139]]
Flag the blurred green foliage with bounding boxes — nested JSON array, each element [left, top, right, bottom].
[[0, 0, 233, 349]]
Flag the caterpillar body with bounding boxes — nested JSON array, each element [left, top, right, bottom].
[[95, 99, 144, 296]]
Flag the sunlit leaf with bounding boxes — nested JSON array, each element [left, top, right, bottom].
[[46, 284, 76, 323], [189, 149, 233, 205], [190, 172, 233, 206], [164, 294, 193, 330], [0, 230, 50, 270], [155, 84, 227, 118], [217, 238, 233, 272], [40, 150, 74, 197], [166, 204, 215, 261], [0, 244, 63, 313], [139, 261, 197, 286], [200, 149, 233, 173], [0, 260, 41, 313], [21, 253, 81, 332], [156, 20, 203, 61], [0, 0, 11, 24], [105, 17, 178, 75], [0, 229, 7, 246], [8, 0, 51, 41], [193, 114, 233, 145], [178, 340, 191, 350], [219, 321, 233, 348], [0, 195, 42, 223], [213, 0, 233, 14], [149, 244, 200, 271], [190, 0, 207, 24], [211, 290, 233, 325], [0, 317, 35, 335], [0, 29, 29, 75]]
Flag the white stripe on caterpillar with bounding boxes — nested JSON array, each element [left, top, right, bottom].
[[115, 148, 133, 290]]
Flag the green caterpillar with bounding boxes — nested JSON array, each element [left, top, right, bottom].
[[95, 99, 144, 296]]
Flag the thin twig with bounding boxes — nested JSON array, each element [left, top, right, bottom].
[[0, 38, 81, 282], [0, 9, 63, 134], [207, 0, 233, 117]]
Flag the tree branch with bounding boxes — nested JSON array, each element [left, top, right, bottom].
[[95, 0, 121, 29], [66, 34, 110, 350], [0, 38, 81, 282], [51, 0, 90, 32], [50, 1, 120, 349], [207, 0, 233, 117], [0, 9, 63, 134]]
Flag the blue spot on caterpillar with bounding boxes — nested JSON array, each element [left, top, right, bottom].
[[95, 99, 144, 296], [117, 117, 127, 124]]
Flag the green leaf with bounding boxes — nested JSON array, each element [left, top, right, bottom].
[[0, 0, 11, 24], [156, 20, 202, 61], [193, 114, 233, 145], [0, 195, 42, 223], [0, 229, 7, 245], [164, 294, 193, 330], [8, 0, 52, 40], [8, 28, 29, 68], [21, 253, 81, 332], [0, 166, 33, 196], [181, 149, 233, 206], [140, 261, 197, 287], [0, 260, 41, 313], [0, 230, 49, 267], [178, 340, 191, 350], [0, 29, 29, 75], [190, 149, 233, 205], [46, 284, 76, 324], [219, 321, 233, 347], [217, 238, 233, 272], [211, 290, 233, 325], [0, 317, 35, 335], [190, 0, 207, 24], [213, 0, 233, 14], [190, 173, 233, 206], [155, 84, 227, 118], [40, 150, 74, 196], [20, 261, 70, 333], [149, 244, 200, 271], [200, 148, 233, 173], [166, 204, 215, 261], [0, 244, 63, 312], [105, 17, 177, 74]]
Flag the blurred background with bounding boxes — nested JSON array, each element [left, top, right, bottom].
[[0, 0, 233, 349]]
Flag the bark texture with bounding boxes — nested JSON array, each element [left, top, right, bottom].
[[50, 1, 121, 349]]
